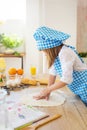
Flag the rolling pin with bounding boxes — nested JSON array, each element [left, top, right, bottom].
[[22, 114, 61, 130]]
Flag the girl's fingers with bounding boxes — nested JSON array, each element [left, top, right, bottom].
[[45, 95, 49, 100], [33, 95, 45, 100], [33, 88, 51, 100], [33, 94, 50, 100], [45, 94, 50, 100]]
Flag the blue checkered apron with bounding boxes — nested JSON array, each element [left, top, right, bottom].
[[54, 45, 87, 104]]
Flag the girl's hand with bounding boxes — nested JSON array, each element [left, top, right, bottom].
[[33, 88, 51, 100]]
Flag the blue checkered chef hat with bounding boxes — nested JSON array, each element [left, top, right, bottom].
[[33, 26, 70, 50]]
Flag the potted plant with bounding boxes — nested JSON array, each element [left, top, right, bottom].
[[0, 33, 24, 54], [0, 34, 6, 53], [79, 52, 87, 63]]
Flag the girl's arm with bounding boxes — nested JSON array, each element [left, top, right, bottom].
[[48, 80, 67, 93], [33, 74, 56, 100], [33, 75, 67, 100], [48, 74, 56, 86]]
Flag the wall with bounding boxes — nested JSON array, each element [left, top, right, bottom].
[[77, 0, 87, 52], [25, 0, 77, 75], [25, 0, 41, 76], [44, 0, 77, 46]]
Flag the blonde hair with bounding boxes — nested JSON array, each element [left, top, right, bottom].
[[43, 44, 63, 68]]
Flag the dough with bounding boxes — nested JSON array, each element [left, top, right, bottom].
[[21, 91, 65, 106]]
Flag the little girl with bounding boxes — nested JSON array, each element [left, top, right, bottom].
[[33, 26, 87, 105]]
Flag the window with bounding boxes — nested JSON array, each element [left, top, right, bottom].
[[0, 0, 26, 21]]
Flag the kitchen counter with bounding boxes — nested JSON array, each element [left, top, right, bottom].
[[22, 86, 87, 130]]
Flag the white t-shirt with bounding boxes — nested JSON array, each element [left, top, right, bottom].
[[49, 45, 87, 84]]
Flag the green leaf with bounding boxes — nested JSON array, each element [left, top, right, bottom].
[[0, 34, 24, 49]]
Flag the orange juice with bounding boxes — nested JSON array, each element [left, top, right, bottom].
[[0, 58, 6, 73], [30, 67, 36, 76]]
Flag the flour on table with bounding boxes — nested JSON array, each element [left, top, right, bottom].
[[21, 91, 65, 106]]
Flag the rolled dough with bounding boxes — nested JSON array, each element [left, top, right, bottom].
[[22, 91, 65, 106]]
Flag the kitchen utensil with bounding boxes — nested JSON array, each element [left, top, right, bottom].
[[22, 114, 61, 130]]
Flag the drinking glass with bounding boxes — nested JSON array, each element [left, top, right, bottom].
[[30, 65, 37, 78]]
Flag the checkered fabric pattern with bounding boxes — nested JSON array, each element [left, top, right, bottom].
[[68, 71, 87, 104], [33, 26, 70, 50], [54, 45, 87, 104]]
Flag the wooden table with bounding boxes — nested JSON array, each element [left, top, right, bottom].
[[0, 53, 25, 69], [22, 86, 87, 130]]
